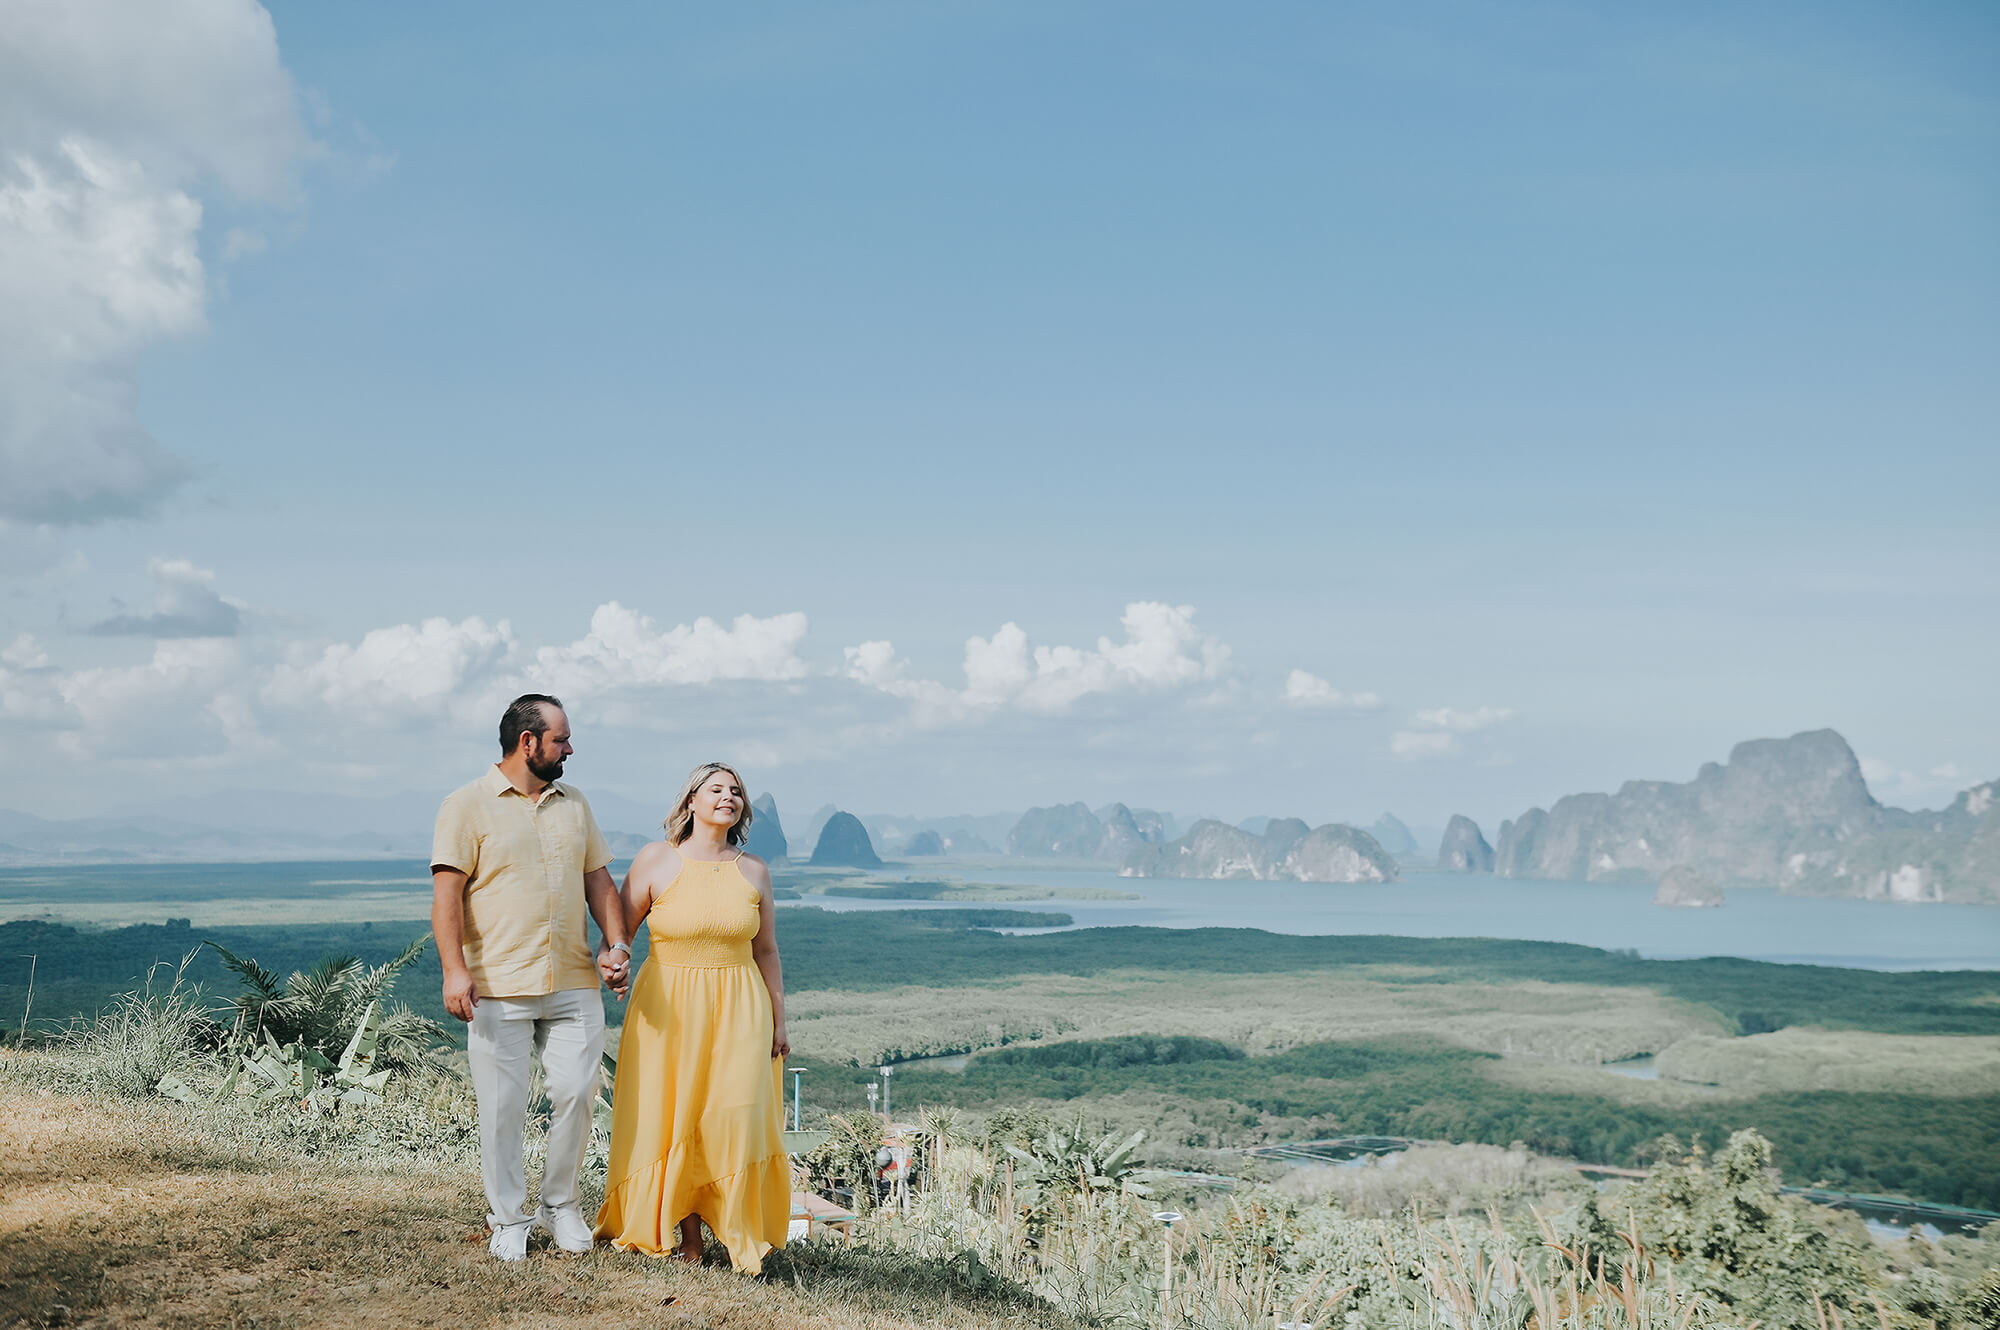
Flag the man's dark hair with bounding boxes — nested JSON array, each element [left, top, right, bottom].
[[499, 693, 564, 755]]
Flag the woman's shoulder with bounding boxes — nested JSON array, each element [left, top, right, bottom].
[[630, 840, 682, 875], [734, 850, 771, 883]]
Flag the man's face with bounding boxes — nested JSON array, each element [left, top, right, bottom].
[[523, 708, 574, 782]]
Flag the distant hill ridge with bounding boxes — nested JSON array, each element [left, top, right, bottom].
[[1006, 802, 1172, 861], [1122, 818, 1398, 883], [1495, 729, 1999, 904], [7, 730, 1994, 904]]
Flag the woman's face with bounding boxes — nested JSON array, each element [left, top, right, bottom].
[[688, 769, 744, 830]]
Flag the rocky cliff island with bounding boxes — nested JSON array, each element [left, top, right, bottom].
[[810, 811, 882, 867], [1121, 819, 1398, 883], [1494, 730, 1999, 903], [746, 793, 788, 864], [1007, 802, 1170, 861], [1653, 865, 1724, 908], [1436, 815, 1495, 873]]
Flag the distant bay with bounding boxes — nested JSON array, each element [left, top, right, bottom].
[[0, 859, 1993, 970], [792, 864, 2000, 971]]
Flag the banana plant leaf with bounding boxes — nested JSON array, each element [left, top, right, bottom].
[[337, 1001, 382, 1080]]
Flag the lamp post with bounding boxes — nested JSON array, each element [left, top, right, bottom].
[[786, 1066, 806, 1131], [1152, 1211, 1183, 1330], [866, 1083, 879, 1116], [879, 1064, 894, 1119]]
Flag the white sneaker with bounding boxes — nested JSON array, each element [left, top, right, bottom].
[[489, 1222, 531, 1262], [538, 1204, 595, 1254]]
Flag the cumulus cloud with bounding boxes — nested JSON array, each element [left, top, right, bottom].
[[57, 637, 250, 757], [2, 634, 49, 669], [266, 616, 516, 713], [18, 595, 1253, 795], [1859, 756, 1976, 810], [1391, 703, 1516, 760], [846, 602, 1232, 721], [88, 557, 243, 637], [1282, 669, 1382, 710], [0, 633, 68, 728], [533, 604, 811, 693], [0, 0, 307, 525]]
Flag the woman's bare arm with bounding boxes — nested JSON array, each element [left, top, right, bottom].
[[742, 854, 788, 1059], [621, 842, 676, 939]]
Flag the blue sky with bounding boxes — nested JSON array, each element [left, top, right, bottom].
[[1, 1, 1994, 831]]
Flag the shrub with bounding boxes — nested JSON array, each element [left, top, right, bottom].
[[59, 952, 223, 1098], [207, 935, 448, 1074]]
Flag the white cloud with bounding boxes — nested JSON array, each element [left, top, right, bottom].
[[0, 634, 67, 727], [1389, 702, 1516, 759], [9, 595, 1249, 799], [1390, 729, 1458, 759], [57, 637, 249, 757], [2, 634, 49, 669], [841, 639, 958, 716], [1859, 756, 1977, 810], [88, 556, 243, 637], [0, 0, 307, 525], [1412, 705, 1515, 733], [847, 602, 1232, 720], [266, 616, 516, 712], [1282, 669, 1382, 710], [842, 640, 901, 689], [533, 603, 810, 693]]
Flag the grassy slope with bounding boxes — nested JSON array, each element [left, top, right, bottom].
[[0, 1075, 1064, 1330]]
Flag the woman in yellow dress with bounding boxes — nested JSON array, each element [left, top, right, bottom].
[[596, 762, 791, 1271]]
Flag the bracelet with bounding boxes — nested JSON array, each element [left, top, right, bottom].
[[608, 941, 631, 956]]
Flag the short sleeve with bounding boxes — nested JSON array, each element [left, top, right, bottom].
[[578, 797, 614, 874], [432, 795, 480, 876]]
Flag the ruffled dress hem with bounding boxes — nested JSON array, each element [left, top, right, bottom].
[[596, 1148, 791, 1275]]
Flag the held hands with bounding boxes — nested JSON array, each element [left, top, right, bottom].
[[442, 968, 478, 1022], [771, 1022, 790, 1060], [598, 942, 631, 1000]]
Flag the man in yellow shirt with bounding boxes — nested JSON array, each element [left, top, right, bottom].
[[432, 693, 631, 1261]]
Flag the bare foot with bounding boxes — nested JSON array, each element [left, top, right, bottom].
[[673, 1217, 705, 1264]]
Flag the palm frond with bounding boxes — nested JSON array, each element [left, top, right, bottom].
[[347, 934, 432, 1013], [204, 940, 289, 1041], [268, 955, 364, 1052], [374, 1003, 451, 1075], [204, 940, 284, 1001]]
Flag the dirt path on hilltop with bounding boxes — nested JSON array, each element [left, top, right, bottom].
[[0, 1084, 1056, 1330]]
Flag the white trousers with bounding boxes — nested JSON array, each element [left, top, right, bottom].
[[467, 987, 606, 1230]]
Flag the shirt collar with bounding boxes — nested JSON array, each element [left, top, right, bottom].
[[481, 765, 568, 799]]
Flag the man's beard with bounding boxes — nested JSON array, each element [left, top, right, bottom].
[[527, 751, 566, 782]]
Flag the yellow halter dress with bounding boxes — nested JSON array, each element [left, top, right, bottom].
[[595, 852, 789, 1272]]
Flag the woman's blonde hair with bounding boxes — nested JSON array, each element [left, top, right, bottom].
[[663, 762, 752, 847]]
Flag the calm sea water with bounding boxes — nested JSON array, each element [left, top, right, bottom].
[[3, 859, 1992, 971], [783, 864, 2000, 971]]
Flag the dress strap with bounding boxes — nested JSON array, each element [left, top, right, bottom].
[[731, 848, 747, 862]]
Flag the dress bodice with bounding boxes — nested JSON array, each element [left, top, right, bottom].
[[644, 855, 761, 968]]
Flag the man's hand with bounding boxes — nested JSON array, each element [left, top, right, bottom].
[[772, 1021, 790, 1060], [442, 966, 478, 1022], [598, 943, 630, 1000]]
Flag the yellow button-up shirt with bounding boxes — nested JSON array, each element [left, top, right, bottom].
[[432, 765, 615, 998]]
